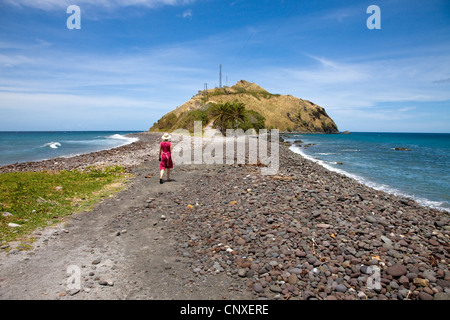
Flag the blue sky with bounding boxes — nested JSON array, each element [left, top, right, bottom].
[[0, 0, 449, 132]]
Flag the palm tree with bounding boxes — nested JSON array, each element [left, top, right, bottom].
[[229, 102, 247, 131], [211, 102, 248, 134], [211, 102, 233, 134]]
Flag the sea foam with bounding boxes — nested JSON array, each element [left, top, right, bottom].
[[42, 142, 61, 149], [108, 134, 139, 144], [289, 145, 450, 213]]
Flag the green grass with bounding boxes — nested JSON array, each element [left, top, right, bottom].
[[0, 166, 131, 244]]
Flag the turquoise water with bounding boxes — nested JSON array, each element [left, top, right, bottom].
[[0, 131, 140, 166], [285, 132, 450, 212]]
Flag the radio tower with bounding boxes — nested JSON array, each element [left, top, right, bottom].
[[219, 64, 222, 88]]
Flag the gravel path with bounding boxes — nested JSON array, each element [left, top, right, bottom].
[[0, 132, 449, 300]]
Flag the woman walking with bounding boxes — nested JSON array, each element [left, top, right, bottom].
[[159, 133, 173, 184]]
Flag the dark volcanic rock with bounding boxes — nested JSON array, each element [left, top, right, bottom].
[[386, 265, 408, 277]]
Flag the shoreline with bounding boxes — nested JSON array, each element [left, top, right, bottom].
[[288, 144, 450, 214], [0, 132, 160, 173], [282, 132, 450, 214], [0, 131, 449, 300]]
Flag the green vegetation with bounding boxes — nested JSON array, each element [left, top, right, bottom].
[[208, 102, 264, 134], [0, 166, 131, 243], [208, 87, 228, 98], [177, 109, 210, 133], [155, 112, 178, 131], [210, 102, 266, 134], [196, 83, 280, 102], [151, 101, 266, 134], [240, 109, 266, 133], [210, 102, 234, 134]]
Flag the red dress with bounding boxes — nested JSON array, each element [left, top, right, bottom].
[[160, 141, 173, 170]]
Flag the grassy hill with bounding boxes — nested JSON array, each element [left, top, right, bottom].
[[149, 80, 339, 134]]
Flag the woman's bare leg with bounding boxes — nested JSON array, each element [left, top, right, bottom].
[[166, 168, 171, 181]]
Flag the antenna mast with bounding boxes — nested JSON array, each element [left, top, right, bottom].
[[219, 64, 222, 88]]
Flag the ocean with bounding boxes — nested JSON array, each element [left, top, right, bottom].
[[284, 132, 450, 213], [0, 131, 140, 166]]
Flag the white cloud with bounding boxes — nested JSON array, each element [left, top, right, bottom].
[[0, 42, 214, 130], [319, 7, 359, 23], [398, 106, 416, 112], [4, 0, 197, 10], [0, 39, 52, 50], [255, 52, 450, 109], [0, 54, 35, 68], [0, 43, 207, 91], [287, 54, 370, 85], [181, 9, 193, 19]]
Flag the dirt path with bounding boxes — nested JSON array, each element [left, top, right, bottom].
[[0, 160, 253, 300]]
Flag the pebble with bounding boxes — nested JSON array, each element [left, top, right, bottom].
[[288, 274, 298, 285], [434, 292, 450, 300], [357, 291, 367, 299], [335, 284, 347, 293], [360, 265, 372, 275], [389, 281, 399, 290], [237, 269, 247, 277], [254, 283, 264, 293], [398, 289, 410, 299], [418, 292, 434, 300], [406, 272, 418, 281], [269, 285, 282, 293], [398, 275, 409, 285], [413, 278, 429, 287], [68, 289, 80, 296], [366, 216, 377, 223], [8, 223, 21, 228], [98, 279, 114, 286], [386, 264, 407, 277], [422, 270, 436, 283], [380, 236, 392, 245], [289, 268, 302, 275], [159, 138, 450, 301]]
